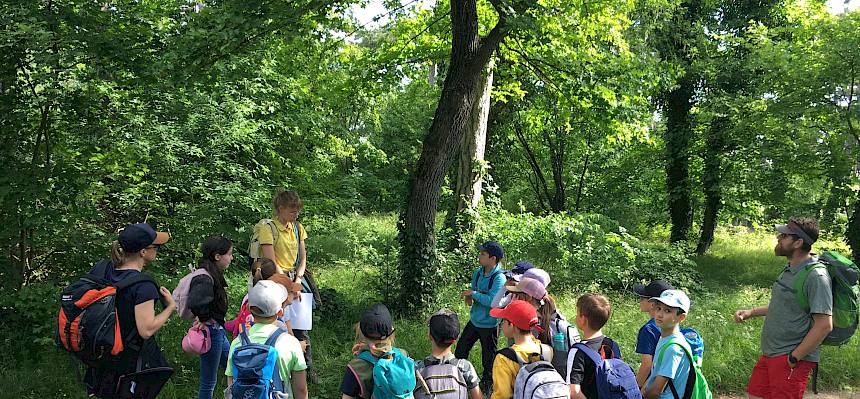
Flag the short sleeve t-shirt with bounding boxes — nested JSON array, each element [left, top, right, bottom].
[[415, 353, 480, 390], [101, 266, 160, 337], [226, 323, 307, 397], [257, 220, 308, 271], [645, 333, 691, 399], [566, 336, 617, 399], [636, 319, 662, 356], [761, 258, 832, 361]]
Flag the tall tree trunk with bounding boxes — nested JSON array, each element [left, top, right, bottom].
[[574, 130, 592, 212], [547, 125, 566, 212], [664, 74, 695, 243], [696, 117, 726, 254], [397, 0, 508, 314], [446, 62, 494, 246]]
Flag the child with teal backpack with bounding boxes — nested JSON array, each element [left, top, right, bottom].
[[342, 303, 417, 399], [643, 290, 712, 399]]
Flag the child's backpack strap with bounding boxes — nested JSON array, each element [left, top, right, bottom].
[[497, 347, 525, 366], [571, 342, 604, 368], [294, 221, 303, 268], [350, 351, 378, 399], [656, 338, 696, 399], [264, 328, 287, 391]]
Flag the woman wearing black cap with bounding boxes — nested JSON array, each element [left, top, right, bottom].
[[86, 223, 176, 398]]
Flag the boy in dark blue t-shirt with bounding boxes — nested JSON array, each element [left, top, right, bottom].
[[632, 279, 674, 388]]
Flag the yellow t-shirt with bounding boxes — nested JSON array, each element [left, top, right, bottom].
[[257, 218, 307, 271], [491, 337, 552, 399]]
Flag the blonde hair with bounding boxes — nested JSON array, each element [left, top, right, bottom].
[[273, 188, 302, 211], [110, 240, 139, 266], [354, 323, 395, 357]]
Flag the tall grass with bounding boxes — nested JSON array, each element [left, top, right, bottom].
[[3, 216, 857, 398]]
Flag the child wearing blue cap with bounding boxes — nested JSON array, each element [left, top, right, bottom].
[[456, 241, 507, 393]]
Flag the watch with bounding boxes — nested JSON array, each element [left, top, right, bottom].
[[788, 353, 798, 364]]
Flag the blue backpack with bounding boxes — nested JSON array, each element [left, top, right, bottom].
[[679, 327, 704, 367], [571, 341, 642, 399], [357, 348, 417, 399], [230, 328, 287, 399]]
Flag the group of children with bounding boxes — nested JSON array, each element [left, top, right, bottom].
[[77, 216, 701, 399], [337, 240, 704, 399]]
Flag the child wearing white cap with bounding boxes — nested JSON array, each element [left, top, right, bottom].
[[641, 290, 692, 399], [225, 280, 308, 399]]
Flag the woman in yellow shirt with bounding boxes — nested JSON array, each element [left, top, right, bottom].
[[257, 188, 319, 383]]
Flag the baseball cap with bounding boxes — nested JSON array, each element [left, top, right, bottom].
[[490, 300, 543, 332], [247, 280, 289, 317], [119, 223, 170, 253], [360, 303, 395, 340], [651, 289, 691, 313], [428, 309, 460, 344], [522, 268, 550, 287], [506, 277, 547, 301], [504, 261, 534, 281], [633, 279, 675, 298], [775, 222, 816, 245], [478, 241, 504, 260]]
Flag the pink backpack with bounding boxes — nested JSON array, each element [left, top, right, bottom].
[[225, 297, 252, 337], [173, 268, 212, 320]]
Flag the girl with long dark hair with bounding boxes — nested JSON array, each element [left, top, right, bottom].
[[187, 235, 233, 399]]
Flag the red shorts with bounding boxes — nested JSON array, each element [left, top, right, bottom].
[[747, 354, 816, 399]]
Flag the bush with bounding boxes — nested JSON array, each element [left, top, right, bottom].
[[460, 206, 701, 293]]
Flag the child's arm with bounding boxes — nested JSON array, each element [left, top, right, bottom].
[[473, 274, 507, 308], [641, 375, 669, 399], [636, 354, 653, 388], [469, 386, 483, 399], [569, 384, 587, 399], [294, 238, 307, 284], [290, 370, 308, 399]]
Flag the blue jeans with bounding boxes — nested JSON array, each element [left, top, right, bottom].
[[198, 324, 230, 399]]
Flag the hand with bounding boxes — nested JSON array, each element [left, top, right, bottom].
[[160, 287, 176, 309], [461, 290, 473, 297], [787, 353, 798, 368], [734, 309, 752, 323]]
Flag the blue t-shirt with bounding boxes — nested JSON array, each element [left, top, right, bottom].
[[645, 332, 691, 399], [636, 319, 661, 356]]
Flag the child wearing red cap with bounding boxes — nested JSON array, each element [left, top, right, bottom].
[[488, 300, 553, 399]]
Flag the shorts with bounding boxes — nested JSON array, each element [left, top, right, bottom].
[[746, 354, 816, 399]]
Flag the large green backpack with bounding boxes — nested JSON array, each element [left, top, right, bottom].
[[655, 338, 713, 399], [794, 251, 860, 346]]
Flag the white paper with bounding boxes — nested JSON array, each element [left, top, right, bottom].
[[289, 293, 314, 330]]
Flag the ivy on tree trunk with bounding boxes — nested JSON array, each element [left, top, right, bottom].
[[397, 0, 510, 315]]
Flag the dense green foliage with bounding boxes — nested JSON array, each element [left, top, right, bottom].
[[1, 0, 859, 394]]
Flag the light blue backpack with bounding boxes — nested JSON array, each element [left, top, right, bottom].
[[357, 348, 417, 399]]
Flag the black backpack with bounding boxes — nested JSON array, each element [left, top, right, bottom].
[[56, 260, 159, 366]]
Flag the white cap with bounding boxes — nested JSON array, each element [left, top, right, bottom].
[[247, 280, 289, 317], [651, 289, 691, 313]]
